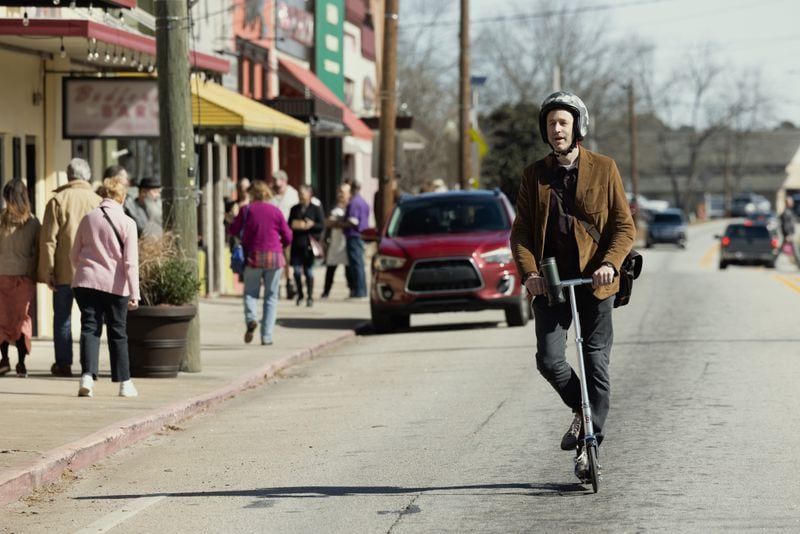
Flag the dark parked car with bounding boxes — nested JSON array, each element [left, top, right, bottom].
[[731, 192, 771, 217], [368, 190, 529, 333], [646, 208, 687, 248], [718, 221, 779, 269]]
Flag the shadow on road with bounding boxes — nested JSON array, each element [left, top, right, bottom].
[[74, 482, 593, 501], [275, 318, 370, 331], [359, 321, 506, 337]]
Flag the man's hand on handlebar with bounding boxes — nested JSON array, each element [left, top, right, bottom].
[[592, 264, 615, 288], [524, 274, 546, 296]]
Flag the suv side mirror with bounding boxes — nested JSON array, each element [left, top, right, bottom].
[[361, 227, 380, 242]]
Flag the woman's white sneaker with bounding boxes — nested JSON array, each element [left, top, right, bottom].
[[119, 380, 138, 397], [78, 374, 93, 397]]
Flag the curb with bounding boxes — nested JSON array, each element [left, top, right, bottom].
[[0, 325, 367, 506]]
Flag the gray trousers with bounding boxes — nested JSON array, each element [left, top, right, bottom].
[[532, 288, 613, 441]]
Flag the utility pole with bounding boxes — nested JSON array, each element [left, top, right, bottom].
[[628, 81, 639, 226], [155, 0, 201, 372], [377, 0, 398, 232], [723, 140, 732, 217], [459, 0, 471, 190]]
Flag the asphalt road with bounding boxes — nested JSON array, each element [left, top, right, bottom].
[[4, 219, 800, 533]]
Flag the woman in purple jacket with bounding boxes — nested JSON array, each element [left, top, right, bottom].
[[71, 177, 140, 398], [228, 180, 292, 345]]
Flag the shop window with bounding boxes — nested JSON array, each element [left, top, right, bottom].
[[72, 139, 91, 161], [12, 137, 21, 179], [0, 135, 4, 210], [25, 136, 36, 212]]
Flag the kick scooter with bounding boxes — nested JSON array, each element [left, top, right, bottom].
[[541, 257, 601, 493]]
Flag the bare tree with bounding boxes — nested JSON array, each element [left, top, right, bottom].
[[638, 46, 770, 211], [473, 0, 654, 141], [395, 1, 458, 192]]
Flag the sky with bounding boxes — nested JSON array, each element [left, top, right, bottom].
[[406, 0, 800, 127]]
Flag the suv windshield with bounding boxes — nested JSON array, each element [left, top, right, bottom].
[[388, 196, 509, 237], [652, 212, 683, 225]]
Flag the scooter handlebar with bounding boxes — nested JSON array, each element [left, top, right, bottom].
[[541, 257, 594, 306], [541, 257, 566, 306]]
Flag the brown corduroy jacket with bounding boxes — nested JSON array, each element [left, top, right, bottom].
[[510, 148, 635, 300]]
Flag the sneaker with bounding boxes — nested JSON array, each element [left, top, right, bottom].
[[15, 362, 27, 378], [0, 359, 10, 376], [78, 374, 93, 397], [306, 297, 313, 307], [574, 448, 589, 481], [244, 321, 258, 344], [51, 363, 73, 377], [261, 339, 273, 346], [561, 412, 583, 451], [119, 380, 138, 397]]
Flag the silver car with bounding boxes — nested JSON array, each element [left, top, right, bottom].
[[646, 208, 687, 249]]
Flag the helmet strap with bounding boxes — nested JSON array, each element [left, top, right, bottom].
[[550, 139, 579, 157]]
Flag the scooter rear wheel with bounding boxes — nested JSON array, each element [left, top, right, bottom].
[[587, 444, 600, 493]]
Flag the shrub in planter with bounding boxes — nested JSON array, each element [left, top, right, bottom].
[[138, 232, 201, 306], [128, 232, 201, 378]]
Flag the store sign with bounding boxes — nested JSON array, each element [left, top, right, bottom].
[[63, 78, 159, 138], [234, 134, 274, 147], [276, 0, 314, 61], [363, 77, 375, 113]]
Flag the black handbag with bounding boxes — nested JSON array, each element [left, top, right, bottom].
[[578, 219, 643, 308]]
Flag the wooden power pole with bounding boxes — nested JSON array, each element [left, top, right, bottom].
[[628, 81, 639, 225], [459, 0, 471, 190], [377, 0, 398, 231], [155, 0, 201, 372]]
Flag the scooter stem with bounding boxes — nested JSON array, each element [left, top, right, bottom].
[[565, 282, 596, 444]]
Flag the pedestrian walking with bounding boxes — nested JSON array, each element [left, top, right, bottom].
[[102, 165, 137, 220], [288, 184, 325, 307], [70, 177, 140, 397], [321, 183, 351, 298], [779, 196, 800, 267], [228, 180, 292, 346], [270, 169, 300, 300], [38, 157, 101, 378], [342, 181, 370, 299], [0, 180, 40, 377], [128, 177, 163, 238], [510, 91, 635, 481]]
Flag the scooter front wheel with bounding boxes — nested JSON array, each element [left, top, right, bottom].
[[587, 444, 600, 494]]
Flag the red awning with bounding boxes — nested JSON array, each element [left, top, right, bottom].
[[0, 19, 228, 74], [0, 0, 135, 7], [279, 58, 372, 141]]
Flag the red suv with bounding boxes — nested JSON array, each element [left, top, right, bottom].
[[369, 190, 529, 333]]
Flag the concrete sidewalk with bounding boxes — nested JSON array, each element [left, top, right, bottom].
[[0, 277, 370, 505]]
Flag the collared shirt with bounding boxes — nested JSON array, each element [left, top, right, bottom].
[[543, 160, 580, 280], [344, 193, 370, 238]]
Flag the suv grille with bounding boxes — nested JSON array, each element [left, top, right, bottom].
[[407, 258, 483, 293]]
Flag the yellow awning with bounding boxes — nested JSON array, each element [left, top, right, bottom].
[[190, 80, 309, 138]]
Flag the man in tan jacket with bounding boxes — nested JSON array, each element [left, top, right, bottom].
[[510, 92, 635, 481], [38, 158, 101, 377]]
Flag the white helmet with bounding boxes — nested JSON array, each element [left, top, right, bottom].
[[538, 91, 590, 151]]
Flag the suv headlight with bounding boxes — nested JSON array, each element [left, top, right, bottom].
[[375, 254, 406, 271], [481, 246, 512, 264]]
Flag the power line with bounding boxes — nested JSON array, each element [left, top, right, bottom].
[[401, 0, 672, 29]]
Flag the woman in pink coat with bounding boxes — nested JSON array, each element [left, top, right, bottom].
[[71, 177, 140, 398]]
